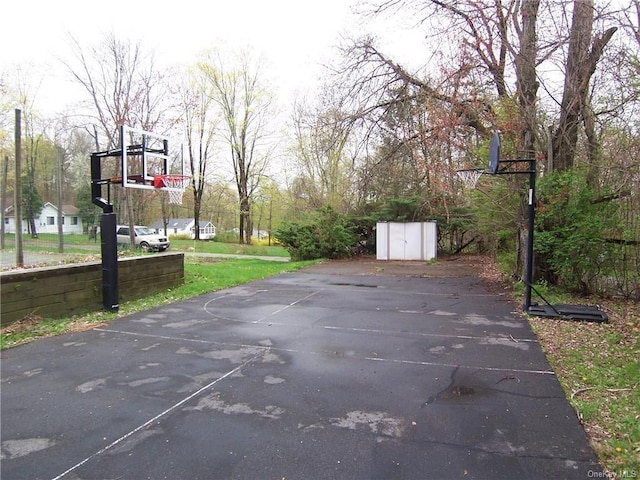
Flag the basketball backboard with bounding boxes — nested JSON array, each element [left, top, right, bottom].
[[119, 125, 184, 190], [488, 131, 500, 174], [91, 125, 186, 210]]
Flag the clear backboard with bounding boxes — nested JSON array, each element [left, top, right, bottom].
[[119, 125, 185, 190], [91, 125, 188, 209]]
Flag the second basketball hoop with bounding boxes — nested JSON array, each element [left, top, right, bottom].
[[456, 168, 484, 189], [154, 174, 191, 205]]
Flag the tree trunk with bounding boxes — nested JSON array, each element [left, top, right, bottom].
[[193, 197, 201, 240], [582, 101, 602, 186], [29, 218, 37, 238], [239, 195, 251, 245], [512, 0, 540, 280], [552, 0, 617, 171], [514, 0, 540, 155], [0, 155, 7, 250]]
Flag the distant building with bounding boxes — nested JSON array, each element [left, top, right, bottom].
[[3, 202, 83, 234], [151, 218, 216, 240], [228, 228, 269, 241], [253, 229, 269, 241]]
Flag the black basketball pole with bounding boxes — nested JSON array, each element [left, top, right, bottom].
[[523, 157, 536, 312], [99, 209, 119, 312], [487, 132, 607, 322], [91, 150, 120, 312]]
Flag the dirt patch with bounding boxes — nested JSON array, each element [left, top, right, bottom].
[[1, 314, 44, 335], [302, 254, 489, 278], [1, 314, 109, 341]]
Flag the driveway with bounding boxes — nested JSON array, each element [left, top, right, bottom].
[[1, 257, 601, 479]]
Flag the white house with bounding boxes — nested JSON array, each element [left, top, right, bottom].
[[151, 218, 216, 240], [3, 203, 83, 235]]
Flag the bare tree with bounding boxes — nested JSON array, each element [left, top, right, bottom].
[[200, 50, 274, 244], [62, 33, 170, 240], [64, 34, 156, 147], [8, 68, 47, 238], [346, 0, 621, 170], [174, 65, 217, 240], [351, 0, 522, 134], [336, 37, 494, 140], [290, 89, 357, 212]]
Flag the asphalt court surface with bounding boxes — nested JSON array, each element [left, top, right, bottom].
[[1, 259, 602, 479]]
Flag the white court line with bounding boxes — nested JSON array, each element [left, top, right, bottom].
[[198, 287, 532, 343], [202, 289, 323, 324], [254, 290, 323, 324], [364, 356, 555, 375], [50, 354, 262, 480], [97, 319, 537, 345], [94, 327, 552, 376], [321, 325, 538, 343], [94, 328, 273, 353], [95, 328, 215, 344]]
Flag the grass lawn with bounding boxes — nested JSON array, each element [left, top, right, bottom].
[[6, 233, 289, 258], [500, 272, 640, 476], [529, 303, 640, 477], [169, 238, 288, 257]]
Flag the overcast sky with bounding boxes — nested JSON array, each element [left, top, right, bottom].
[[2, 0, 427, 115]]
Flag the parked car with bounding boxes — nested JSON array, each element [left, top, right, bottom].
[[116, 225, 170, 252]]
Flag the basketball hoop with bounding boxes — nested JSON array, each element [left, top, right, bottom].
[[456, 168, 484, 189], [154, 174, 190, 205]]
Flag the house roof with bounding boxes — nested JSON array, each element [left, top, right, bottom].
[[62, 204, 80, 215], [167, 218, 193, 230], [3, 203, 79, 216]]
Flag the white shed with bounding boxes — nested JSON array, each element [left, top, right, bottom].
[[376, 221, 437, 261]]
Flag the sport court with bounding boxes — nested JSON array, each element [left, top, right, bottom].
[[1, 259, 601, 479]]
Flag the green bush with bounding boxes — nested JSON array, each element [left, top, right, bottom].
[[535, 170, 623, 293], [274, 206, 357, 261]]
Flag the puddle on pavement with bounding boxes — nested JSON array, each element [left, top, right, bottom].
[[328, 282, 379, 288]]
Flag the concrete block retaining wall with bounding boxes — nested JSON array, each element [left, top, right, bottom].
[[1, 253, 184, 326]]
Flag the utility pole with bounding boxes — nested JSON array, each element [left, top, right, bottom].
[[57, 146, 64, 253], [14, 109, 23, 267], [1, 155, 8, 250]]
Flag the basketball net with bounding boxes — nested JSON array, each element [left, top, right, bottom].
[[456, 169, 484, 189], [155, 174, 190, 205]]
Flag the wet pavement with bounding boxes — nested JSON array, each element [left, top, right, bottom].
[[1, 259, 602, 479]]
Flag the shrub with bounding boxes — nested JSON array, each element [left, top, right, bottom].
[[169, 233, 192, 240], [535, 170, 624, 294], [251, 237, 278, 246], [274, 206, 357, 261]]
